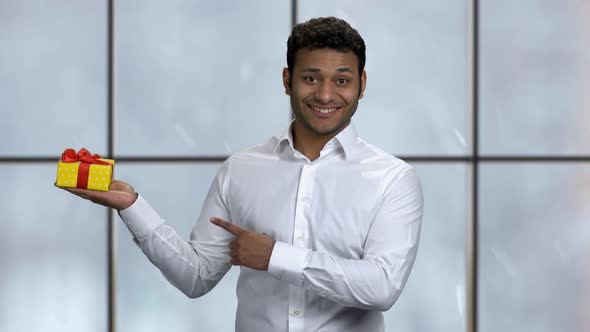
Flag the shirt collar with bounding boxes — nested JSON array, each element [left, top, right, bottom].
[[334, 121, 358, 158], [273, 120, 359, 159], [273, 120, 295, 153]]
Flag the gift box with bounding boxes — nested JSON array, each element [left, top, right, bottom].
[[55, 148, 115, 191]]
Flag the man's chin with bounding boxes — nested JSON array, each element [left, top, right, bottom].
[[296, 115, 348, 137], [309, 124, 342, 137]]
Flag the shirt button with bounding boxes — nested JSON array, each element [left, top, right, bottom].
[[291, 310, 300, 316], [296, 233, 303, 239]]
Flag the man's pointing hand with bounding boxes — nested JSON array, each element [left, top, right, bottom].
[[210, 217, 276, 271]]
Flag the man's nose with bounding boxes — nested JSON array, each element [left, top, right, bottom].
[[315, 81, 337, 104]]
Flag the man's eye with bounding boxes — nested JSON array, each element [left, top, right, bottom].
[[304, 76, 317, 83], [337, 78, 350, 85]]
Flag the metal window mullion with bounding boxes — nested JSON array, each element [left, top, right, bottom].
[[292, 0, 297, 28], [107, 0, 116, 331], [467, 1, 480, 332], [4, 156, 590, 163]]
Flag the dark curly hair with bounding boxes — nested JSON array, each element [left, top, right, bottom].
[[287, 17, 366, 76]]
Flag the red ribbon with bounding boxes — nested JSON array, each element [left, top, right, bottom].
[[61, 148, 112, 189]]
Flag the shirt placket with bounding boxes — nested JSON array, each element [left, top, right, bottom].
[[288, 162, 315, 332]]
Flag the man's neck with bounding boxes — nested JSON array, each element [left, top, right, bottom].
[[291, 122, 346, 161]]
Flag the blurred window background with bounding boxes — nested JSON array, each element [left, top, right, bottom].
[[1, 1, 589, 331]]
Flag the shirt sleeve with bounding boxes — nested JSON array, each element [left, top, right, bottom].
[[118, 158, 235, 298], [267, 167, 423, 311]]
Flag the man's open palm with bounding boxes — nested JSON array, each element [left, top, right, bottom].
[[59, 180, 138, 211]]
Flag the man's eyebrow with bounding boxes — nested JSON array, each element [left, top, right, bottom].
[[301, 67, 353, 73], [302, 67, 320, 73]]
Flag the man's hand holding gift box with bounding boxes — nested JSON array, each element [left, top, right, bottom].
[[55, 148, 137, 210]]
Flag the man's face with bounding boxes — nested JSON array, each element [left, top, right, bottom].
[[283, 48, 366, 137]]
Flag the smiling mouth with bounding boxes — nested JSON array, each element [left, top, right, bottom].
[[308, 104, 341, 114]]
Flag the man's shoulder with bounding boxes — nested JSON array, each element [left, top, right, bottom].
[[355, 138, 413, 172], [225, 137, 279, 165]]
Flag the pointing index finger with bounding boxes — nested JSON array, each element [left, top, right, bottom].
[[210, 217, 245, 236]]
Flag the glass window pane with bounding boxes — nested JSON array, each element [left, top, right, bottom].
[[115, 1, 291, 156], [116, 163, 238, 332], [479, 163, 590, 331], [0, 164, 108, 331], [0, 1, 107, 156], [480, 1, 590, 155], [385, 163, 467, 332], [298, 1, 469, 155]]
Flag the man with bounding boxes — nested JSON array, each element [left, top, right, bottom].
[[63, 17, 423, 332]]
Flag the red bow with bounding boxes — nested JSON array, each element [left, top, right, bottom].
[[61, 148, 111, 165], [61, 148, 112, 189]]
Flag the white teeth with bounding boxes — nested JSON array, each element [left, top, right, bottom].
[[311, 106, 338, 113]]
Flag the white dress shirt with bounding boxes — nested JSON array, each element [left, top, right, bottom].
[[119, 122, 423, 332]]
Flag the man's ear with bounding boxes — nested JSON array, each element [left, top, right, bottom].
[[282, 67, 291, 95], [359, 70, 367, 99]]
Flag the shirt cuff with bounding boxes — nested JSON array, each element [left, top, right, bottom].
[[267, 241, 310, 285], [118, 193, 164, 240]]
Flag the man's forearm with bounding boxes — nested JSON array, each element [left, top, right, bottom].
[[268, 241, 419, 311], [134, 222, 231, 298], [119, 194, 233, 299]]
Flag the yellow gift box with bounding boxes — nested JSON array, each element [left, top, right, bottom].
[[55, 148, 115, 191]]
